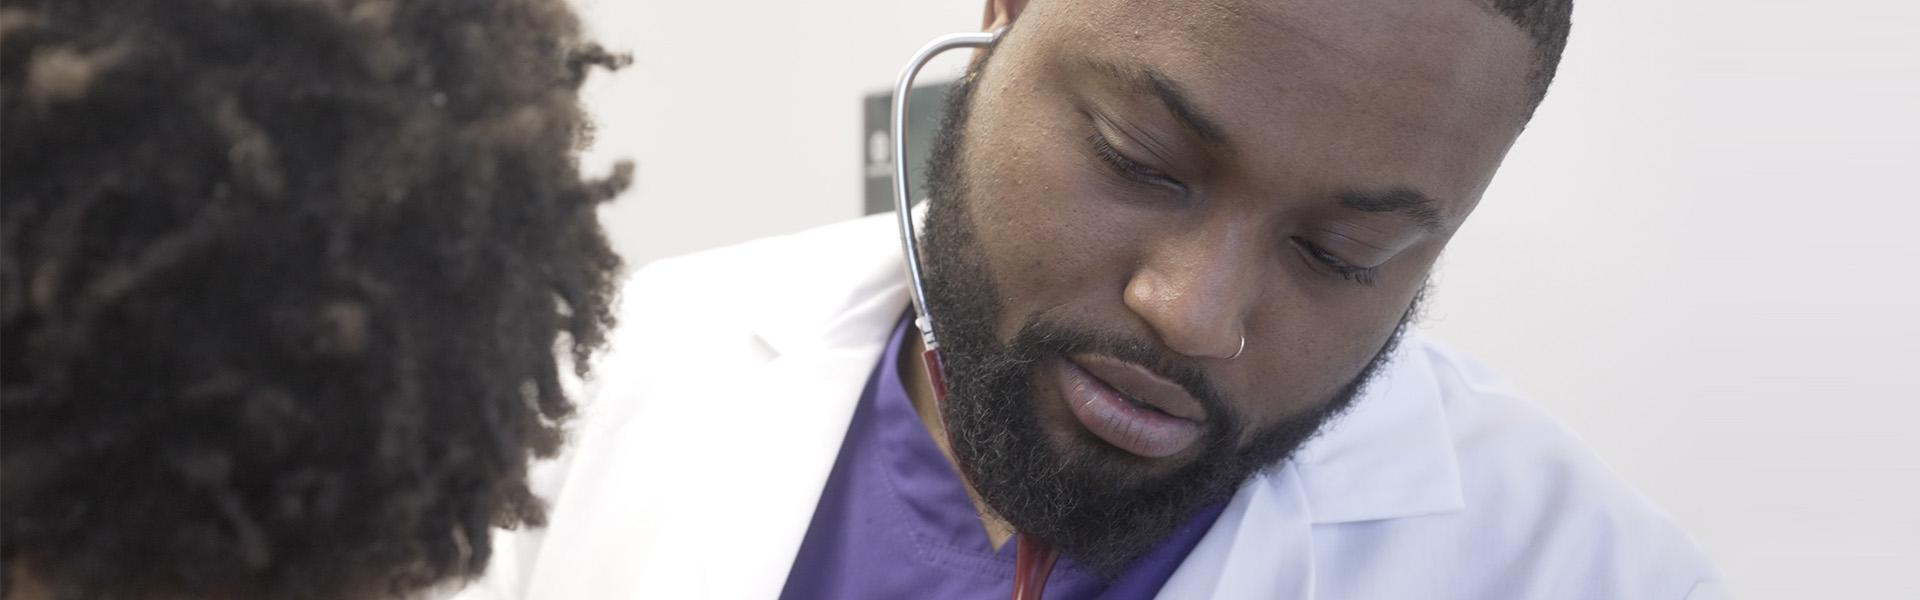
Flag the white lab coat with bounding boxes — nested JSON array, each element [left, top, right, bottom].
[[451, 213, 1725, 600]]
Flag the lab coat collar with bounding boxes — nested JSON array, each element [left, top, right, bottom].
[[1157, 335, 1464, 598], [737, 210, 1465, 595], [746, 211, 917, 359], [747, 210, 1468, 522], [1292, 335, 1466, 523]]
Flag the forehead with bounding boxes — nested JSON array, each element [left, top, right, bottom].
[[1018, 0, 1539, 215]]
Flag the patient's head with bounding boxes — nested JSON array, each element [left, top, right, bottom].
[[0, 0, 628, 597]]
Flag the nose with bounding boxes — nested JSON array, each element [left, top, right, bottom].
[[1123, 221, 1260, 360]]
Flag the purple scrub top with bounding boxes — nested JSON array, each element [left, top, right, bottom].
[[778, 315, 1224, 600]]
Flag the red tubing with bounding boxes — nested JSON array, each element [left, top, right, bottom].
[[1012, 533, 1061, 600], [922, 348, 950, 401]]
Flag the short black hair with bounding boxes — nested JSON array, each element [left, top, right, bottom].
[[0, 0, 629, 597], [1487, 0, 1576, 116]]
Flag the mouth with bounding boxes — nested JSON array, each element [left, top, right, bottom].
[[1056, 353, 1208, 459]]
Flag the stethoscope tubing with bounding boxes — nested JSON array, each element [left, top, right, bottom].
[[890, 27, 1059, 600], [891, 28, 1004, 354]]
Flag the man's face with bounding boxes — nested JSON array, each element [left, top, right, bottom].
[[919, 0, 1537, 575]]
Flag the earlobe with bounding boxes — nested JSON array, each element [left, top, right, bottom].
[[981, 0, 1030, 31]]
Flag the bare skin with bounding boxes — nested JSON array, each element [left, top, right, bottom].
[[902, 0, 1538, 549]]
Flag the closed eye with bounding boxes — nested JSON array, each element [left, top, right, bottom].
[[1088, 131, 1186, 193], [1292, 237, 1378, 286]]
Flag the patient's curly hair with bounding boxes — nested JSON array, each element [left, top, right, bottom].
[[0, 0, 630, 597]]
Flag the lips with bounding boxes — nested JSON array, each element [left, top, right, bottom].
[[1057, 354, 1207, 458]]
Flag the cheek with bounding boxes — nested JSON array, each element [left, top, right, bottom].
[[960, 100, 1143, 338]]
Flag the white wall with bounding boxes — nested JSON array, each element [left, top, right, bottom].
[[571, 0, 981, 262], [570, 1, 1920, 598], [1422, 3, 1920, 598]]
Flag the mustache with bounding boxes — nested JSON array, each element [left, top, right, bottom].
[[1004, 317, 1235, 430]]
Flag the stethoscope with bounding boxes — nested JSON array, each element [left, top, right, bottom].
[[890, 26, 1061, 600]]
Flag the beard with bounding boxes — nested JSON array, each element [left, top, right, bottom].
[[915, 46, 1422, 578]]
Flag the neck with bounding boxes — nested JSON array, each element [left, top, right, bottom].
[[900, 333, 1018, 550]]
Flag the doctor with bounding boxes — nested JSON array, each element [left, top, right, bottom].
[[459, 0, 1723, 598]]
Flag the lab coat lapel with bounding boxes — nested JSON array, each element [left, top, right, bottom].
[[586, 338, 888, 600], [1156, 464, 1319, 600], [696, 215, 913, 598], [615, 209, 1465, 598], [696, 340, 893, 598], [541, 214, 915, 599], [1153, 335, 1463, 599]]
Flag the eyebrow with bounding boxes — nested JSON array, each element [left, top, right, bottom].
[[1338, 188, 1445, 232], [1080, 59, 1230, 146]]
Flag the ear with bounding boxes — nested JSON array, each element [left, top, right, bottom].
[[981, 0, 1030, 31]]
